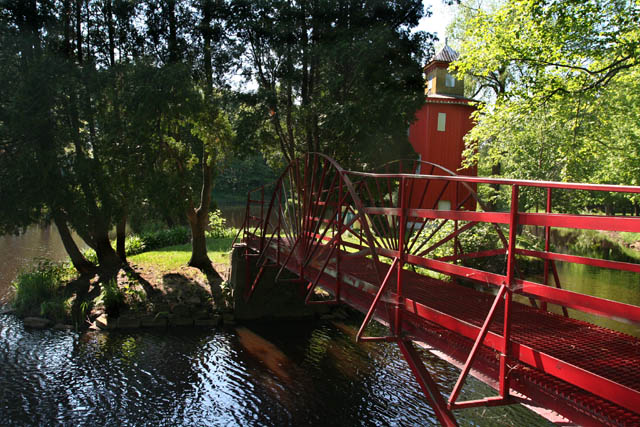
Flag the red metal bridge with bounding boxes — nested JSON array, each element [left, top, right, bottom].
[[234, 153, 640, 426]]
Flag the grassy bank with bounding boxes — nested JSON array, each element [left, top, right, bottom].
[[129, 236, 235, 271], [10, 226, 237, 327], [554, 229, 640, 263]]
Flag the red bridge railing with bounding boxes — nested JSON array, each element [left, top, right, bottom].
[[235, 153, 640, 425]]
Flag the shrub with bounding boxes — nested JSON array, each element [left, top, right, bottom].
[[97, 279, 126, 317], [82, 248, 98, 265], [11, 259, 70, 319], [206, 209, 234, 239], [124, 235, 146, 255], [140, 226, 190, 250], [40, 299, 70, 323]]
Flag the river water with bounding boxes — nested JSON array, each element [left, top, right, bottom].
[[0, 226, 637, 425]]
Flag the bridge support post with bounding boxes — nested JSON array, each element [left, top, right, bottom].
[[398, 340, 458, 427], [500, 184, 519, 398]]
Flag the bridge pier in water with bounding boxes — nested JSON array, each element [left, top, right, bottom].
[[234, 153, 640, 426], [230, 244, 330, 321]]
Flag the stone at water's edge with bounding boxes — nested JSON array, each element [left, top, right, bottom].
[[117, 315, 141, 329], [169, 316, 194, 327], [195, 316, 221, 327], [94, 314, 115, 330], [23, 317, 52, 328], [230, 245, 330, 321], [140, 315, 168, 328], [53, 323, 73, 330]]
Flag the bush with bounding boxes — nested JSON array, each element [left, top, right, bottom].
[[206, 209, 234, 239], [40, 299, 70, 323], [140, 226, 190, 250], [11, 259, 71, 319], [124, 235, 146, 255], [97, 279, 126, 317], [82, 248, 98, 265]]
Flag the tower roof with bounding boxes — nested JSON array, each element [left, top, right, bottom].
[[432, 39, 459, 63]]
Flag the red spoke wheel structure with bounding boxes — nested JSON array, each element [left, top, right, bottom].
[[235, 153, 640, 426]]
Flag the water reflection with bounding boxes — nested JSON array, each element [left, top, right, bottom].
[[527, 262, 640, 337], [2, 224, 631, 425], [0, 313, 553, 426], [0, 225, 83, 302]]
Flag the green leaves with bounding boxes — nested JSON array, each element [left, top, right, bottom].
[[451, 0, 640, 212], [230, 0, 432, 168], [454, 0, 640, 101]]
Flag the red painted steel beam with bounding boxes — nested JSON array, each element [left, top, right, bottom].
[[449, 396, 511, 410], [515, 279, 640, 324], [364, 206, 510, 224], [376, 246, 640, 325], [346, 170, 640, 194], [356, 258, 399, 341], [397, 339, 459, 427], [286, 249, 639, 424], [436, 248, 506, 262], [400, 294, 640, 414], [449, 285, 508, 405]]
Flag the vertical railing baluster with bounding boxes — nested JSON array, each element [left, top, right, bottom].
[[337, 175, 343, 302], [396, 177, 407, 337], [277, 188, 281, 267], [541, 187, 552, 312], [500, 184, 518, 398]]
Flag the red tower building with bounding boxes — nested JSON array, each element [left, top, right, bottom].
[[408, 42, 477, 211]]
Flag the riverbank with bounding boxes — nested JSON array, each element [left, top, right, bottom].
[[6, 234, 237, 331], [555, 229, 640, 262]]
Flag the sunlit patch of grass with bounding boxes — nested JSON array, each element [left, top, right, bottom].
[[129, 237, 234, 270]]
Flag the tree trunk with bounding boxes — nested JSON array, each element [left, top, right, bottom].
[[116, 214, 127, 261], [53, 214, 96, 275], [187, 207, 210, 269], [94, 230, 121, 270], [185, 157, 225, 309]]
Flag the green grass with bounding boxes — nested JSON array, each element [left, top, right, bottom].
[[619, 232, 640, 247], [129, 237, 235, 270], [11, 259, 73, 321]]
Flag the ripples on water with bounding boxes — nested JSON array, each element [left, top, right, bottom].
[[0, 311, 551, 426]]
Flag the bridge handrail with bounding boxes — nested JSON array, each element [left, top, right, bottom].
[[237, 153, 640, 418], [345, 170, 640, 194]]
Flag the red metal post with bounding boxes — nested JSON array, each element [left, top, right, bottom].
[[337, 175, 343, 302], [277, 189, 281, 266], [397, 340, 459, 427], [259, 187, 265, 252], [448, 284, 508, 406], [500, 185, 518, 398], [454, 182, 459, 267], [396, 177, 407, 336], [541, 187, 552, 311]]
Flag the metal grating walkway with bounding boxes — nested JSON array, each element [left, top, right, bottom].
[[256, 241, 640, 425]]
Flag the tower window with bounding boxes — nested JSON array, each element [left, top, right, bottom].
[[445, 73, 455, 87], [437, 113, 446, 132]]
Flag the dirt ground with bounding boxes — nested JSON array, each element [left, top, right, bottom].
[[113, 262, 231, 314]]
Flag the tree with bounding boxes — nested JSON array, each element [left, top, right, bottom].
[[230, 0, 433, 169], [449, 0, 640, 212]]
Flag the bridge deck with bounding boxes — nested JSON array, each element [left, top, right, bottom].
[[251, 239, 640, 425]]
